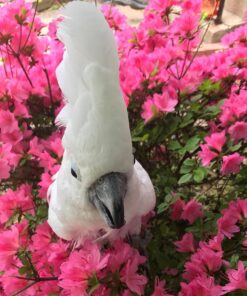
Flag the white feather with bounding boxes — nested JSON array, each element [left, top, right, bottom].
[[48, 2, 156, 243]]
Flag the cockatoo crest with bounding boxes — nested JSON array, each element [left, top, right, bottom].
[[56, 1, 133, 187]]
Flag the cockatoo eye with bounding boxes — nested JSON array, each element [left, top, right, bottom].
[[71, 168, 78, 178], [71, 162, 81, 181]]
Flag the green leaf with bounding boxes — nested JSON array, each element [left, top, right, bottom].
[[178, 173, 193, 185], [88, 274, 99, 295], [180, 165, 193, 174], [37, 204, 48, 219], [185, 137, 200, 152], [157, 194, 177, 213], [183, 159, 196, 167], [180, 113, 194, 128], [191, 94, 203, 102], [229, 143, 242, 152], [180, 158, 196, 174], [230, 254, 239, 269], [18, 266, 29, 275], [168, 140, 182, 151], [193, 167, 207, 183], [199, 79, 221, 95], [150, 62, 159, 77], [132, 134, 149, 142], [204, 100, 224, 117]]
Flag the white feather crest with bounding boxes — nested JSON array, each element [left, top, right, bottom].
[[56, 2, 133, 186]]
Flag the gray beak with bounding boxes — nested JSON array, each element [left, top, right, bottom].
[[88, 172, 127, 229]]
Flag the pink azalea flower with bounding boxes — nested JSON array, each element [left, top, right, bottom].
[[183, 258, 205, 281], [0, 110, 19, 134], [217, 212, 239, 239], [28, 137, 45, 157], [120, 256, 148, 295], [48, 137, 64, 158], [181, 0, 201, 13], [0, 268, 34, 296], [229, 121, 247, 142], [243, 232, 247, 247], [31, 222, 53, 251], [59, 242, 109, 295], [208, 234, 224, 251], [0, 184, 34, 224], [141, 98, 157, 122], [173, 12, 200, 36], [179, 276, 222, 296], [199, 245, 223, 273], [236, 199, 247, 220], [183, 244, 222, 281], [46, 241, 68, 274], [1, 130, 23, 151], [149, 0, 175, 13], [14, 101, 30, 118], [0, 143, 20, 180], [170, 199, 185, 221], [38, 172, 53, 199], [220, 90, 247, 126], [153, 91, 178, 113], [0, 158, 11, 179], [199, 144, 218, 166], [222, 261, 247, 294], [175, 233, 195, 253], [205, 131, 226, 153], [221, 153, 245, 175], [152, 277, 172, 296], [108, 240, 146, 272], [223, 200, 243, 221], [181, 199, 203, 224], [0, 226, 19, 270]]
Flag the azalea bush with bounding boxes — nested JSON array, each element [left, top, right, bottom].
[[0, 0, 247, 295]]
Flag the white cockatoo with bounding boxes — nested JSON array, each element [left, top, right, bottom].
[[48, 1, 155, 244]]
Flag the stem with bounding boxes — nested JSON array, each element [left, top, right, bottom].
[[22, 0, 39, 50], [15, 53, 33, 87], [180, 1, 219, 79], [25, 252, 39, 279], [43, 66, 54, 110], [18, 24, 23, 53], [11, 276, 58, 296], [11, 281, 37, 296], [180, 25, 210, 79], [12, 276, 58, 281], [179, 39, 190, 79]]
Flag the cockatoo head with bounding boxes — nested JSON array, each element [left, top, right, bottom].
[[69, 158, 128, 229]]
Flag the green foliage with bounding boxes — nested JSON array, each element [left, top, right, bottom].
[[128, 74, 247, 293]]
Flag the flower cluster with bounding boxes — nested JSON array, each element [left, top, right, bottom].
[[174, 198, 247, 295]]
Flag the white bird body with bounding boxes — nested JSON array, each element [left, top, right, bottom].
[[48, 1, 155, 243]]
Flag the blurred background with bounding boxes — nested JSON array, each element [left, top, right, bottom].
[[28, 0, 247, 55]]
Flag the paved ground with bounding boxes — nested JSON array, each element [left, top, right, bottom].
[[38, 2, 144, 25]]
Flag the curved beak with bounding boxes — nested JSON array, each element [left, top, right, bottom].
[[88, 172, 127, 229]]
